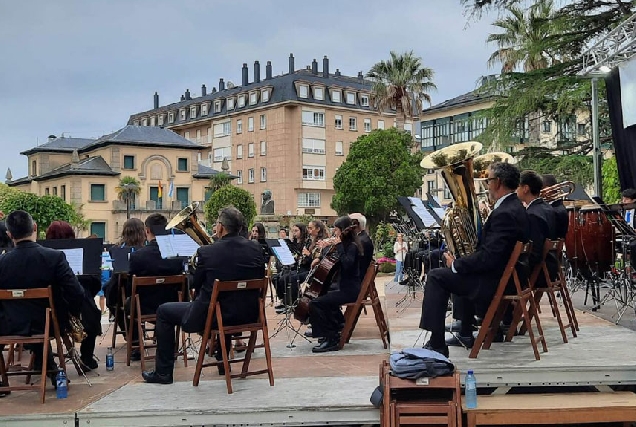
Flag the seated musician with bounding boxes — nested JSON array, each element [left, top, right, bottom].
[[125, 213, 184, 360], [250, 222, 272, 265], [349, 213, 374, 280], [0, 210, 85, 386], [308, 216, 362, 353], [542, 174, 569, 239], [44, 220, 103, 371], [274, 222, 309, 311], [142, 206, 265, 384], [419, 162, 529, 357], [0, 221, 13, 251]]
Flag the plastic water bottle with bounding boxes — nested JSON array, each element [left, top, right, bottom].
[[465, 370, 477, 409], [56, 368, 68, 399], [106, 347, 114, 371], [101, 250, 112, 283]]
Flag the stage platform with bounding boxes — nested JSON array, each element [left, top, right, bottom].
[[3, 276, 636, 427]]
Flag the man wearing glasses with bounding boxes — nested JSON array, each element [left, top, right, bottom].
[[419, 162, 529, 357]]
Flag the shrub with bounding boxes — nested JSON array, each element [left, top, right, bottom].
[[382, 241, 395, 258], [204, 185, 257, 228], [378, 262, 396, 273]]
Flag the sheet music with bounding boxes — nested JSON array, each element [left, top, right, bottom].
[[408, 197, 441, 227], [61, 248, 84, 275], [272, 239, 296, 266], [156, 234, 199, 258]]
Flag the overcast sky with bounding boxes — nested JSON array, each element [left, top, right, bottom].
[[0, 0, 499, 181]]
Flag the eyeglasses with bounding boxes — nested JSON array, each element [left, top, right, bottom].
[[486, 177, 498, 182]]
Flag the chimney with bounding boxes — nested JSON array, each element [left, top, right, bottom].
[[71, 150, 80, 168], [323, 56, 329, 78], [357, 71, 363, 81], [254, 61, 261, 83], [153, 92, 159, 109], [266, 61, 272, 80], [180, 95, 185, 101], [48, 134, 57, 142], [201, 84, 207, 96], [5, 168, 12, 182], [219, 78, 225, 91], [311, 59, 318, 74], [335, 68, 341, 77], [212, 86, 217, 93], [242, 63, 249, 86], [289, 53, 295, 74], [185, 89, 191, 100]]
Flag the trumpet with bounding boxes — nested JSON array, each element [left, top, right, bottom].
[[540, 181, 575, 203]]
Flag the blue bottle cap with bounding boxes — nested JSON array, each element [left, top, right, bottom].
[[467, 370, 474, 375]]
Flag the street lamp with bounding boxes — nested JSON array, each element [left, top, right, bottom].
[[121, 183, 139, 219]]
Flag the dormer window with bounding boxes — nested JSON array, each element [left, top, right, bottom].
[[227, 98, 235, 110], [214, 100, 222, 113], [141, 118, 148, 126], [201, 103, 208, 116], [249, 91, 258, 105], [180, 109, 186, 121], [314, 87, 324, 100], [331, 90, 342, 103], [190, 106, 197, 119], [360, 95, 369, 107], [168, 112, 175, 123], [158, 115, 164, 126], [299, 84, 309, 99], [261, 89, 270, 102], [346, 92, 356, 104], [238, 95, 246, 108], [150, 116, 156, 126], [133, 120, 140, 126]]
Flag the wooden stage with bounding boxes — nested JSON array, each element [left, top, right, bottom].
[[2, 276, 636, 427]]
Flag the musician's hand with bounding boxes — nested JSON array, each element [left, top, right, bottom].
[[443, 252, 455, 268], [317, 239, 330, 249], [311, 258, 320, 268], [302, 247, 310, 256]]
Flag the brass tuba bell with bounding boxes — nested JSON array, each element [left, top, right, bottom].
[[540, 181, 575, 203], [473, 152, 516, 221], [165, 202, 212, 246]]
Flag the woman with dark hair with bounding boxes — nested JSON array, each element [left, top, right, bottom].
[[308, 216, 362, 353], [0, 221, 13, 250], [250, 222, 266, 240], [274, 222, 311, 311], [45, 220, 101, 371]]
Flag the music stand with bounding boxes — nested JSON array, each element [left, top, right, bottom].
[[266, 239, 312, 348]]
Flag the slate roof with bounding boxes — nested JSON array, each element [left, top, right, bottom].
[[421, 90, 496, 116], [20, 136, 96, 155], [79, 125, 204, 152], [193, 164, 238, 179], [128, 68, 376, 126], [8, 156, 118, 186]]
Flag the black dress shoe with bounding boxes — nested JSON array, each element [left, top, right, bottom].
[[142, 370, 173, 384], [0, 381, 10, 397], [130, 350, 141, 361], [311, 338, 339, 353], [304, 329, 314, 338], [444, 321, 478, 332], [422, 340, 449, 358], [445, 334, 475, 349]]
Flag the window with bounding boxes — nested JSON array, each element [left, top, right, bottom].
[[177, 157, 188, 171], [184, 131, 190, 141], [227, 98, 235, 110], [150, 186, 163, 209], [302, 138, 326, 154], [204, 187, 213, 201], [158, 115, 164, 126], [331, 90, 341, 103], [248, 168, 255, 183], [249, 92, 258, 105], [201, 103, 208, 115], [180, 109, 186, 121], [335, 141, 344, 156], [238, 95, 246, 108], [335, 115, 343, 129], [314, 87, 324, 100], [190, 106, 197, 119], [298, 192, 321, 207], [349, 117, 357, 131], [404, 123, 413, 135], [260, 167, 267, 182], [260, 114, 266, 129], [421, 121, 434, 148], [346, 92, 356, 104], [360, 95, 369, 107], [213, 121, 231, 137], [133, 120, 140, 126], [301, 111, 325, 127], [141, 118, 148, 126], [364, 118, 371, 132], [214, 101, 222, 113], [90, 184, 105, 201], [150, 116, 156, 126], [53, 187, 58, 196], [90, 222, 106, 239], [248, 143, 255, 157], [123, 155, 135, 169], [542, 120, 552, 133], [213, 147, 231, 162], [45, 187, 49, 196], [248, 117, 254, 132], [261, 89, 269, 102], [378, 120, 385, 130], [196, 129, 201, 143], [471, 117, 487, 139], [168, 112, 174, 123], [577, 123, 586, 136], [237, 119, 243, 134], [176, 187, 189, 208], [427, 180, 436, 195], [303, 166, 325, 180], [237, 144, 243, 159], [299, 84, 309, 98], [236, 170, 243, 184], [260, 141, 267, 155], [61, 185, 66, 201]]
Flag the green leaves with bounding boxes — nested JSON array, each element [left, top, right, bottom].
[[203, 185, 257, 230], [602, 156, 621, 204]]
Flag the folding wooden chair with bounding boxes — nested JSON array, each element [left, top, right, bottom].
[[0, 287, 67, 403], [193, 277, 274, 394], [126, 274, 188, 371], [469, 241, 548, 360], [339, 262, 389, 349], [111, 272, 129, 349]]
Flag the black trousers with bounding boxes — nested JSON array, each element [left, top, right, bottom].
[[275, 269, 308, 304], [309, 289, 358, 339], [80, 334, 97, 362]]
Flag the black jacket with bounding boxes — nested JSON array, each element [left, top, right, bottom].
[[357, 230, 374, 280], [527, 198, 557, 271], [0, 241, 84, 336], [128, 240, 184, 314], [335, 241, 361, 296], [454, 193, 530, 306], [182, 234, 265, 333], [551, 199, 570, 239]]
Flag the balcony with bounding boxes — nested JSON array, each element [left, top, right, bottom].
[[111, 200, 203, 213]]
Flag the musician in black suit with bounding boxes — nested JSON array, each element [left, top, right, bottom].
[[350, 213, 374, 279], [0, 210, 84, 384], [142, 207, 265, 384], [420, 163, 530, 357], [542, 174, 569, 239]]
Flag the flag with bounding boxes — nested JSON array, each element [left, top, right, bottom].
[[168, 180, 174, 198], [158, 181, 163, 198]]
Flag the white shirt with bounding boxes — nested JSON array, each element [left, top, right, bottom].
[[625, 209, 634, 228], [393, 241, 408, 262]]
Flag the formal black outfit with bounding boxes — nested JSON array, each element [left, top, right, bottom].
[[0, 241, 85, 371], [275, 239, 311, 304], [308, 241, 361, 347], [527, 198, 558, 285], [76, 275, 102, 366], [550, 199, 569, 239], [152, 234, 265, 376], [357, 230, 374, 279], [420, 193, 530, 349]]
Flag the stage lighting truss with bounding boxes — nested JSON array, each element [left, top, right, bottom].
[[581, 12, 636, 75]]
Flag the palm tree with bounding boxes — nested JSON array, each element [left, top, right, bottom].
[[115, 176, 141, 219], [367, 51, 436, 130], [487, 0, 558, 72]]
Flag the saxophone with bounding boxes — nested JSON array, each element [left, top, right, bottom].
[[421, 141, 483, 258], [68, 314, 86, 343]]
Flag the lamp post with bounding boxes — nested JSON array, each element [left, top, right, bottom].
[[121, 183, 139, 220]]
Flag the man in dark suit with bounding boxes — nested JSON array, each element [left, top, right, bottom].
[[142, 207, 265, 384], [419, 162, 530, 357], [542, 174, 569, 239], [349, 213, 374, 278], [0, 210, 84, 384]]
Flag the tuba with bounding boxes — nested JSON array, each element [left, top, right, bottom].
[[473, 152, 516, 221], [540, 181, 575, 203], [166, 201, 212, 246], [421, 141, 483, 258]]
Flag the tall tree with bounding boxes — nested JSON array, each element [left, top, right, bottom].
[[367, 51, 436, 130], [204, 185, 257, 232]]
